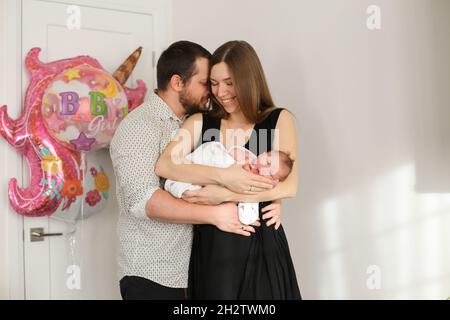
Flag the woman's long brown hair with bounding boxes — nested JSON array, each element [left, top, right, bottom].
[[209, 41, 276, 123]]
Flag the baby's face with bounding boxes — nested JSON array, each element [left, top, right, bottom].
[[253, 152, 282, 181]]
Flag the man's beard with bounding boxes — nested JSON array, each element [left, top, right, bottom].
[[179, 89, 208, 115]]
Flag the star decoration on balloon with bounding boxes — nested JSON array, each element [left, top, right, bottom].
[[64, 68, 81, 81], [70, 132, 96, 151]]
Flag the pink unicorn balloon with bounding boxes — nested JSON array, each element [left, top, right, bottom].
[[0, 47, 147, 217]]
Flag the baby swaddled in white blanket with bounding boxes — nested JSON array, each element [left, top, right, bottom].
[[164, 141, 293, 225]]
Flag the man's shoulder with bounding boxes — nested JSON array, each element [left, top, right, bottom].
[[118, 101, 161, 131], [110, 101, 161, 148]]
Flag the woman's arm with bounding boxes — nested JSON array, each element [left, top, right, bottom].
[[155, 113, 275, 193], [182, 110, 298, 203], [155, 113, 218, 184]]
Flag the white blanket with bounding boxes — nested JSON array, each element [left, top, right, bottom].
[[164, 141, 259, 225]]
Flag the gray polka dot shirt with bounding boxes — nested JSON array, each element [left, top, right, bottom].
[[110, 91, 193, 288]]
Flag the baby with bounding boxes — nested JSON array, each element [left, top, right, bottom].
[[164, 141, 293, 225]]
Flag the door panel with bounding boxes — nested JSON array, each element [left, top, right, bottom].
[[22, 0, 154, 299]]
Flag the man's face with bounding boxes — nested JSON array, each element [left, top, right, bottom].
[[179, 57, 210, 115]]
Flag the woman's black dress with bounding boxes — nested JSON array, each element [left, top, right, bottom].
[[188, 108, 301, 300]]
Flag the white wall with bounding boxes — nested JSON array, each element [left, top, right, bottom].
[[173, 0, 450, 299], [0, 0, 25, 299], [0, 0, 7, 299], [2, 0, 449, 300]]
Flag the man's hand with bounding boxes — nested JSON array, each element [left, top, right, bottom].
[[212, 202, 258, 236], [219, 163, 275, 194], [261, 200, 282, 230], [182, 184, 231, 205]]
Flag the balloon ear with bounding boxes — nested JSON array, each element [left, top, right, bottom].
[[113, 47, 142, 86]]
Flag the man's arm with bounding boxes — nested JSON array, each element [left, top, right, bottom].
[[110, 116, 255, 236], [181, 183, 295, 205], [146, 189, 224, 224], [146, 189, 212, 224], [146, 189, 259, 236], [110, 115, 165, 220]]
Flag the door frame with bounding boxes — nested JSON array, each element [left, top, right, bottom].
[[0, 0, 171, 299]]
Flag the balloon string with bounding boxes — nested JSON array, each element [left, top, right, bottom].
[[68, 230, 76, 269], [67, 152, 87, 280], [81, 152, 86, 222], [79, 152, 86, 286]]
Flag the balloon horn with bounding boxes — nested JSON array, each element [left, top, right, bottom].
[[113, 46, 143, 86]]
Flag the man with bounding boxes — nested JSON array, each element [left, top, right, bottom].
[[110, 41, 257, 300]]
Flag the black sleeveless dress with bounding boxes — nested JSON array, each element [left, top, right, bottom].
[[188, 108, 301, 300]]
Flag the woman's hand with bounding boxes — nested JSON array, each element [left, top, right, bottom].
[[219, 163, 275, 194], [261, 200, 282, 230]]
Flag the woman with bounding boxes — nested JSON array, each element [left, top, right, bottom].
[[156, 41, 301, 299]]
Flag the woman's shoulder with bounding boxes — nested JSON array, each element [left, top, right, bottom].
[[276, 108, 296, 127], [270, 107, 294, 117], [259, 106, 284, 119], [277, 108, 295, 119], [271, 109, 297, 140], [260, 107, 296, 131], [186, 111, 218, 123], [259, 107, 292, 128], [182, 112, 203, 127], [185, 112, 203, 121]]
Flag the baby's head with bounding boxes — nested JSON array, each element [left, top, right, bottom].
[[253, 150, 293, 183]]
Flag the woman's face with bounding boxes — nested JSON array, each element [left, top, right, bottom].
[[210, 62, 240, 114]]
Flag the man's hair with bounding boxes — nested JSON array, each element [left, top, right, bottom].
[[157, 41, 211, 91]]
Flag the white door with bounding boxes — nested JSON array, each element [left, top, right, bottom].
[[20, 0, 159, 299]]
